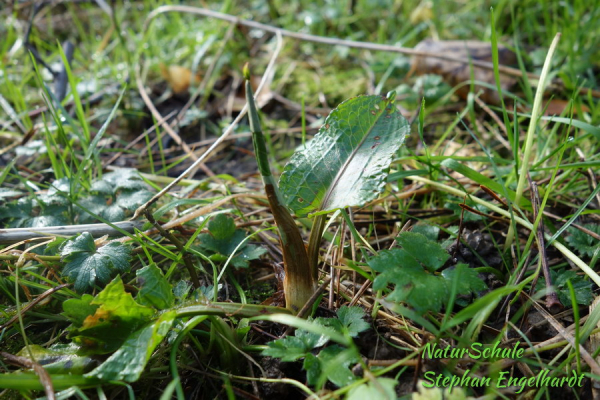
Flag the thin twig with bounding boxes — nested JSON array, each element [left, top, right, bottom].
[[0, 283, 71, 331], [144, 210, 200, 288], [0, 221, 144, 244], [0, 352, 55, 400], [131, 28, 284, 221], [525, 292, 600, 376], [480, 185, 509, 209], [528, 175, 562, 311], [144, 5, 537, 80]]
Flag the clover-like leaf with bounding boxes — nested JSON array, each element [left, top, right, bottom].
[[262, 335, 316, 362], [77, 170, 153, 223], [304, 345, 359, 388], [397, 231, 450, 271], [442, 263, 487, 296], [101, 169, 149, 191], [537, 269, 594, 306], [60, 232, 131, 293]]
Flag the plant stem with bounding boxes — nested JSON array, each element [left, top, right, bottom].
[[244, 65, 315, 312], [505, 33, 561, 249], [176, 303, 291, 318]]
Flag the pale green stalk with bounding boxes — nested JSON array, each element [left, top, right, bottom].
[[505, 33, 561, 249], [243, 65, 315, 312]]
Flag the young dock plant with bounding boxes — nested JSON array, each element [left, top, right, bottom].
[[244, 64, 409, 312]]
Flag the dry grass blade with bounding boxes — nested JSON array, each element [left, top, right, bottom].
[[0, 221, 144, 244], [0, 283, 71, 331], [145, 5, 536, 80], [525, 293, 600, 376], [131, 26, 284, 220]]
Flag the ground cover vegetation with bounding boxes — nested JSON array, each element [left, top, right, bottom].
[[0, 0, 599, 399]]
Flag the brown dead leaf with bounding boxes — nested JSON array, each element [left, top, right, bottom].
[[410, 39, 518, 104], [159, 63, 202, 94]]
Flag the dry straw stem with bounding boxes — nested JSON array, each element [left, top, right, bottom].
[[504, 33, 561, 250], [408, 175, 600, 288], [526, 293, 600, 376], [144, 5, 537, 79], [131, 24, 283, 220], [130, 7, 578, 222]]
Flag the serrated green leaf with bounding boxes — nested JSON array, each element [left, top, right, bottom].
[[312, 345, 359, 387], [60, 232, 131, 293], [295, 325, 330, 348], [566, 224, 600, 258], [136, 264, 174, 310], [208, 213, 237, 240], [370, 249, 446, 313], [262, 319, 332, 362], [86, 310, 176, 382], [411, 223, 439, 241], [90, 179, 114, 194], [335, 306, 370, 337], [100, 203, 125, 221], [397, 232, 449, 271], [369, 246, 486, 313], [280, 94, 409, 217], [347, 377, 397, 400], [116, 190, 154, 211], [200, 229, 245, 254], [303, 353, 321, 386], [197, 214, 265, 268], [102, 169, 149, 191], [537, 269, 593, 306], [64, 277, 155, 354], [441, 263, 487, 296], [231, 245, 267, 269], [262, 336, 312, 362]]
